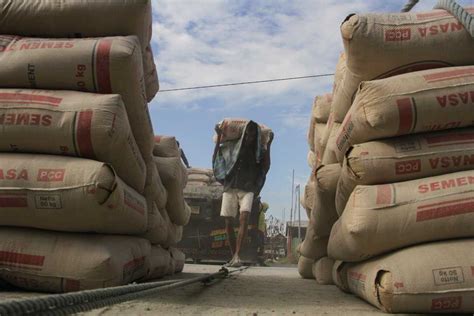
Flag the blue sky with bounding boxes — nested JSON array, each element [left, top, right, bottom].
[[149, 0, 474, 221]]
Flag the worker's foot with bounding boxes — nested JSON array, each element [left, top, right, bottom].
[[228, 256, 242, 268]]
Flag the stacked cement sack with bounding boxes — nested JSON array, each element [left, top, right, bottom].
[[0, 0, 184, 292], [326, 6, 474, 313]]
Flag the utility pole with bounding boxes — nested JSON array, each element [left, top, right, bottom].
[[296, 185, 301, 241], [287, 169, 295, 259]]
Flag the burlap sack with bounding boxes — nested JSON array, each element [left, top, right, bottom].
[[159, 207, 184, 248], [313, 122, 326, 158], [346, 238, 474, 313], [311, 164, 341, 238], [332, 260, 350, 293], [213, 118, 273, 149], [308, 116, 316, 152], [0, 153, 147, 234], [336, 66, 474, 160], [188, 174, 210, 183], [145, 161, 167, 210], [319, 113, 334, 159], [0, 227, 150, 292], [329, 169, 474, 262], [154, 157, 190, 226], [0, 35, 154, 158], [170, 247, 185, 274], [307, 151, 316, 169], [298, 220, 328, 260], [0, 0, 158, 101], [188, 168, 213, 176], [313, 94, 332, 124], [332, 7, 474, 122], [298, 255, 314, 279], [301, 178, 316, 219], [336, 127, 474, 215], [0, 88, 146, 193], [153, 135, 180, 158], [322, 122, 342, 165], [312, 257, 335, 285], [146, 245, 172, 280]]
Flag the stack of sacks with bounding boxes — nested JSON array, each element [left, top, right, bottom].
[[187, 168, 214, 186], [307, 94, 331, 168], [153, 135, 190, 251], [0, 0, 183, 292], [327, 6, 474, 313]]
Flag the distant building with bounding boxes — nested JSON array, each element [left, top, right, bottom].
[[286, 220, 308, 262]]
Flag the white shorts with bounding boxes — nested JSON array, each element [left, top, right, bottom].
[[220, 189, 254, 217]]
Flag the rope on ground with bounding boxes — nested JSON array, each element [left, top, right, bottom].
[[434, 0, 474, 37], [401, 0, 420, 12], [0, 266, 248, 316]]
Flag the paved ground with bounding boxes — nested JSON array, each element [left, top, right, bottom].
[[83, 264, 386, 316]]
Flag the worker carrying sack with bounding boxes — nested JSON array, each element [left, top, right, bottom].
[[0, 88, 146, 193], [0, 0, 159, 101], [0, 227, 151, 292], [0, 35, 154, 159], [0, 153, 147, 235]]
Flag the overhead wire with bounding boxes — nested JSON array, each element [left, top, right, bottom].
[[157, 73, 334, 92]]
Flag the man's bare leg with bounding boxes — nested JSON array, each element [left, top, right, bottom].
[[232, 212, 249, 265], [225, 217, 236, 256]]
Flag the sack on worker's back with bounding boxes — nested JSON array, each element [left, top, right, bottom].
[[336, 127, 474, 215], [0, 88, 146, 193], [0, 153, 147, 234], [336, 66, 474, 160], [331, 7, 474, 122], [213, 118, 273, 149], [0, 227, 150, 292], [313, 257, 335, 285], [329, 169, 474, 262], [0, 35, 154, 158], [0, 0, 159, 101], [154, 157, 190, 226], [346, 238, 474, 313], [153, 135, 180, 158]]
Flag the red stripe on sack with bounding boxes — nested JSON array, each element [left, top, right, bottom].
[[425, 132, 474, 145], [376, 184, 393, 205], [154, 135, 162, 143], [423, 68, 474, 83], [123, 256, 146, 270], [76, 111, 95, 158], [348, 271, 366, 282], [0, 93, 61, 106], [95, 39, 112, 93], [0, 195, 27, 207], [416, 200, 474, 222], [418, 197, 474, 210], [0, 251, 45, 266], [124, 191, 145, 216], [396, 98, 414, 134]]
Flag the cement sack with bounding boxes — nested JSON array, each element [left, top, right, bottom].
[[153, 135, 180, 158], [298, 221, 328, 260], [187, 174, 210, 183], [160, 208, 184, 248], [329, 169, 474, 262], [331, 7, 474, 122], [0, 35, 154, 158], [322, 122, 341, 165], [146, 245, 172, 280], [313, 122, 326, 159], [298, 255, 314, 279], [145, 162, 167, 210], [308, 116, 316, 152], [0, 227, 150, 292], [332, 260, 350, 293], [170, 247, 185, 274], [154, 157, 190, 226], [318, 114, 334, 159], [307, 151, 316, 169], [313, 257, 335, 285], [311, 164, 340, 238], [188, 168, 213, 176], [333, 53, 346, 94], [0, 0, 159, 101], [0, 154, 147, 234], [301, 178, 316, 219], [214, 118, 274, 149], [336, 127, 474, 215], [346, 238, 474, 313], [0, 88, 146, 193], [336, 66, 474, 160], [142, 200, 168, 245], [313, 94, 332, 124]]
